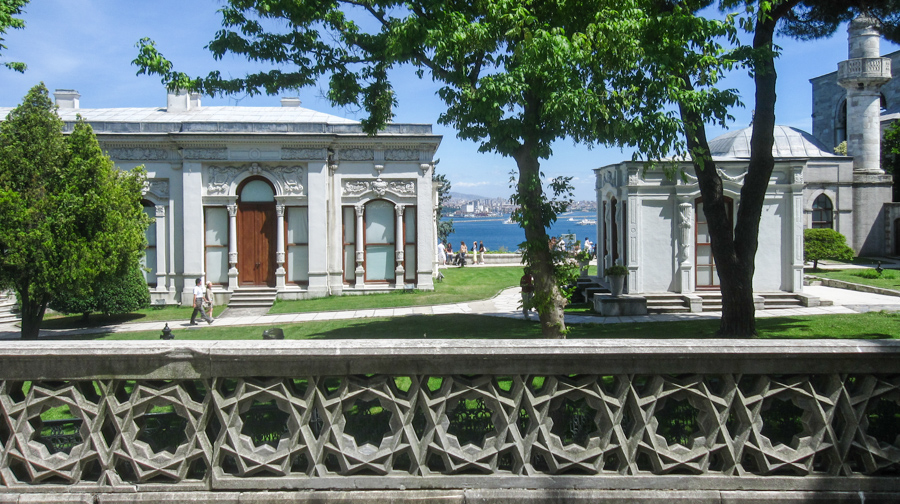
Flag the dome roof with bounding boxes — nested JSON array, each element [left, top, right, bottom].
[[708, 126, 834, 159]]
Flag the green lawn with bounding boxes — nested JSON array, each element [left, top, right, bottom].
[[808, 268, 900, 292], [41, 305, 228, 330], [270, 266, 522, 313], [50, 310, 900, 341]]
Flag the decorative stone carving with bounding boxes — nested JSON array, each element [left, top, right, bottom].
[[249, 148, 261, 160], [276, 204, 285, 217], [229, 252, 238, 264], [385, 149, 420, 161], [269, 166, 304, 195], [342, 179, 417, 198], [248, 162, 263, 176], [678, 202, 693, 265], [395, 204, 405, 218], [155, 205, 166, 218], [207, 166, 242, 195], [628, 172, 641, 186], [682, 168, 747, 184], [342, 148, 374, 161], [374, 164, 385, 177], [227, 204, 238, 217], [419, 163, 431, 176], [355, 204, 365, 218], [282, 147, 326, 160], [183, 148, 227, 160], [276, 251, 285, 263], [602, 170, 616, 187], [108, 147, 170, 160], [143, 179, 169, 200]]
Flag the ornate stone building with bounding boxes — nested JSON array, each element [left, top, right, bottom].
[[810, 17, 897, 256], [595, 16, 896, 300], [5, 91, 443, 306]]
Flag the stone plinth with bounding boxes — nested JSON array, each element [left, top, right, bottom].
[[593, 294, 647, 316]]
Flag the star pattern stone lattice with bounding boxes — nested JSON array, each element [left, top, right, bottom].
[[1, 373, 899, 489]]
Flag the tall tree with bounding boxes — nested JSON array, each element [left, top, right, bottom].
[[0, 84, 149, 339], [0, 0, 28, 72], [134, 0, 702, 338], [651, 0, 900, 337]]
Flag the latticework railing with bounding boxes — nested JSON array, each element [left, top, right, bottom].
[[1, 340, 899, 497]]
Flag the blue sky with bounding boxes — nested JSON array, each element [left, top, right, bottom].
[[3, 1, 898, 201]]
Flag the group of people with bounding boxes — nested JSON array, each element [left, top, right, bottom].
[[550, 236, 595, 258], [438, 240, 486, 267], [189, 277, 216, 325]]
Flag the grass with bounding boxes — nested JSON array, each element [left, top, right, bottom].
[[41, 305, 227, 330], [808, 268, 900, 291], [46, 310, 900, 341], [270, 265, 522, 313]]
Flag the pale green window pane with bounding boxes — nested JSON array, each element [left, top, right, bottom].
[[205, 207, 228, 246], [206, 248, 228, 283], [405, 244, 416, 282], [288, 245, 309, 282], [241, 180, 275, 202], [142, 249, 156, 283], [287, 207, 308, 244], [344, 245, 356, 281], [696, 245, 711, 264], [366, 201, 394, 244], [366, 245, 394, 281], [404, 210, 415, 243], [143, 207, 157, 247], [697, 266, 711, 286], [343, 207, 355, 242], [696, 223, 709, 243]]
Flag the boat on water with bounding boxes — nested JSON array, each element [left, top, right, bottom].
[[576, 219, 597, 225], [503, 217, 515, 224]]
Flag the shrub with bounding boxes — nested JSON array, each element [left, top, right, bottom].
[[50, 265, 150, 321], [604, 265, 629, 276], [804, 229, 854, 270], [852, 269, 898, 280]]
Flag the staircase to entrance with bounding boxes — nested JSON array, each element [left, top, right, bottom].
[[227, 287, 278, 310]]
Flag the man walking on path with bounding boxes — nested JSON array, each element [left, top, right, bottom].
[[190, 278, 214, 325]]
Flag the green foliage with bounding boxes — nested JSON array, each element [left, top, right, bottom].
[[884, 121, 900, 175], [0, 0, 28, 72], [434, 171, 454, 243], [50, 266, 151, 319], [852, 268, 898, 280], [604, 265, 629, 277], [834, 141, 848, 156], [0, 84, 150, 338], [804, 228, 854, 270]]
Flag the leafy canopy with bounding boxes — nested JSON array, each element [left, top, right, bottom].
[[804, 228, 854, 270], [0, 0, 28, 72]]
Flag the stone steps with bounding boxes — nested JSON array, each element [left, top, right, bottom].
[[645, 294, 690, 314], [227, 287, 278, 309], [0, 293, 19, 324]]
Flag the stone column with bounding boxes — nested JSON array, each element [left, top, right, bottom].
[[394, 204, 405, 281], [837, 15, 893, 254], [789, 167, 805, 293], [276, 204, 286, 290], [354, 204, 365, 287], [227, 204, 239, 292], [677, 200, 693, 294], [154, 205, 168, 291]]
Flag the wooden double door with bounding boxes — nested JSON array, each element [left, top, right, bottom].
[[237, 202, 277, 286]]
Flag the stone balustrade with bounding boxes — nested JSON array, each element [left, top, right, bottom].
[[1, 340, 899, 503], [837, 57, 892, 84]]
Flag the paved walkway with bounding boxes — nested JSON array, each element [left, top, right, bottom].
[[1, 283, 898, 340]]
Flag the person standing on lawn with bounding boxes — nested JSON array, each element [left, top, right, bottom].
[[190, 278, 214, 325], [520, 268, 534, 320], [478, 241, 486, 264]]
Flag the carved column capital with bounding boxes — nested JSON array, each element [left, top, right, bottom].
[[276, 204, 285, 217], [395, 204, 405, 218], [155, 205, 166, 218], [227, 204, 238, 217], [355, 204, 365, 218]]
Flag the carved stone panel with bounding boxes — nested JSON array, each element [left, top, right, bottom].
[[342, 178, 416, 198]]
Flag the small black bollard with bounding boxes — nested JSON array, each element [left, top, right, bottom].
[[160, 323, 174, 340], [262, 328, 284, 340]]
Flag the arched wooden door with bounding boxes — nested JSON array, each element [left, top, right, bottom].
[[237, 178, 277, 287]]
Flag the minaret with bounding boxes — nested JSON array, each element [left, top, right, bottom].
[[837, 15, 892, 254]]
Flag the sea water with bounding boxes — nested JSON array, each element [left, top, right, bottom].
[[443, 211, 598, 253]]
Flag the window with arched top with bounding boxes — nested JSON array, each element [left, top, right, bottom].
[[812, 194, 834, 229], [835, 99, 847, 147]]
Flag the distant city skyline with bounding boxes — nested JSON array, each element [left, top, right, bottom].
[[2, 1, 898, 201]]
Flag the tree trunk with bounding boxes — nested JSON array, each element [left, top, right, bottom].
[[513, 149, 567, 338], [512, 92, 567, 338], [17, 290, 47, 340]]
